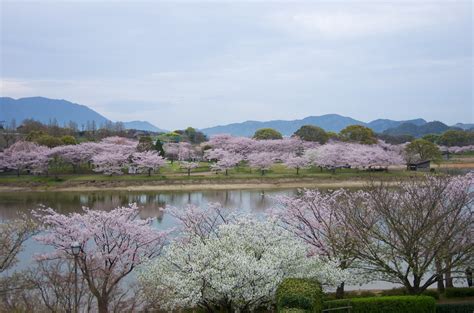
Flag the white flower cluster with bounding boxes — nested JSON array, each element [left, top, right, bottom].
[[138, 217, 346, 311]]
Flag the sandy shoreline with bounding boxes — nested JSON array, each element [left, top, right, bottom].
[[0, 178, 403, 193]]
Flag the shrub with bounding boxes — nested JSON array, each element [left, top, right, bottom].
[[380, 287, 439, 299], [323, 299, 351, 310], [276, 278, 322, 313], [436, 303, 474, 313], [445, 287, 474, 298], [351, 296, 435, 313], [422, 289, 440, 300], [324, 296, 436, 313], [279, 309, 308, 313]]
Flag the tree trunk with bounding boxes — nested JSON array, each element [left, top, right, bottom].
[[225, 169, 228, 176], [148, 168, 151, 176], [445, 257, 454, 288], [17, 169, 20, 177], [436, 258, 445, 293], [97, 296, 108, 313], [445, 271, 454, 288], [188, 169, 191, 177], [296, 167, 299, 175], [261, 169, 264, 176], [336, 282, 345, 299]]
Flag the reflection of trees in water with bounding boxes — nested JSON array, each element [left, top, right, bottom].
[[0, 189, 302, 221]]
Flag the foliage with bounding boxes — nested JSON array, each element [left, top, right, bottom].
[[335, 296, 436, 313], [60, 135, 77, 145], [405, 139, 441, 162], [154, 138, 165, 156], [436, 303, 474, 313], [253, 128, 283, 140], [294, 125, 328, 144], [439, 130, 474, 147], [445, 287, 474, 298], [380, 288, 439, 299], [339, 125, 377, 144], [276, 278, 322, 312], [137, 135, 154, 151]]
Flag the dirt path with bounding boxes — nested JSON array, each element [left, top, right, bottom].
[[0, 178, 402, 193]]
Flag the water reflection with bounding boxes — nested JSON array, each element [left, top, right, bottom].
[[0, 189, 299, 223]]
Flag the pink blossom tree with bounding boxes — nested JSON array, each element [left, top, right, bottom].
[[209, 151, 243, 175], [92, 151, 130, 175], [34, 204, 168, 313], [163, 143, 179, 163], [284, 154, 310, 175], [131, 151, 166, 176], [272, 189, 358, 298], [247, 152, 276, 176], [180, 161, 199, 176], [342, 174, 474, 294], [1, 141, 50, 176]]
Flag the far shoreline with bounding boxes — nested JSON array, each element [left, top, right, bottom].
[[0, 177, 409, 193]]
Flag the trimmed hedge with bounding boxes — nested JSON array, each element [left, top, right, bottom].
[[279, 309, 308, 313], [445, 287, 474, 298], [436, 303, 474, 313], [380, 287, 439, 299], [323, 296, 435, 313], [276, 278, 323, 313]]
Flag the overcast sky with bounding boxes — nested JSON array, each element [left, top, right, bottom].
[[1, 0, 472, 130]]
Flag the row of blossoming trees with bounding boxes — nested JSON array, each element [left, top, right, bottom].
[[1, 174, 472, 312], [1, 134, 474, 177]]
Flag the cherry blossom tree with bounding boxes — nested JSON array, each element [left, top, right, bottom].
[[131, 151, 166, 176], [284, 154, 310, 175], [34, 204, 168, 313], [247, 152, 276, 175], [0, 217, 37, 273], [49, 144, 95, 173], [92, 151, 129, 175], [180, 161, 199, 176], [210, 151, 243, 175], [0, 141, 50, 176], [139, 214, 346, 312], [342, 174, 474, 294], [163, 143, 180, 163], [272, 189, 360, 298]]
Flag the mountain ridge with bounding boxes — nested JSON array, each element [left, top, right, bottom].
[[0, 97, 166, 132]]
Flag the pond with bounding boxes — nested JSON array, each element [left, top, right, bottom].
[[1, 188, 401, 290]]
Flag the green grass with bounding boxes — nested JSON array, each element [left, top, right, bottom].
[[0, 163, 425, 188]]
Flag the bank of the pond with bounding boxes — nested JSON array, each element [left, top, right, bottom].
[[0, 173, 422, 192]]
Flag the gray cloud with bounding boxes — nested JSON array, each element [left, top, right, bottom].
[[1, 0, 472, 129]]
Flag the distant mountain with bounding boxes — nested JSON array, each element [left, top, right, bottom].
[[367, 118, 426, 133], [201, 114, 428, 137], [452, 123, 474, 130], [382, 121, 452, 137], [0, 97, 164, 132], [122, 121, 166, 132], [0, 96, 110, 127]]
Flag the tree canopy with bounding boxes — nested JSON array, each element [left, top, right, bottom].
[[293, 125, 328, 144], [253, 128, 283, 140], [339, 125, 377, 144], [405, 139, 441, 162]]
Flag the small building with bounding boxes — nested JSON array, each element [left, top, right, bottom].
[[442, 151, 451, 160], [407, 160, 431, 171]]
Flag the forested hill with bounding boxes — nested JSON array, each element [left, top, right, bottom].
[[200, 115, 428, 137]]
